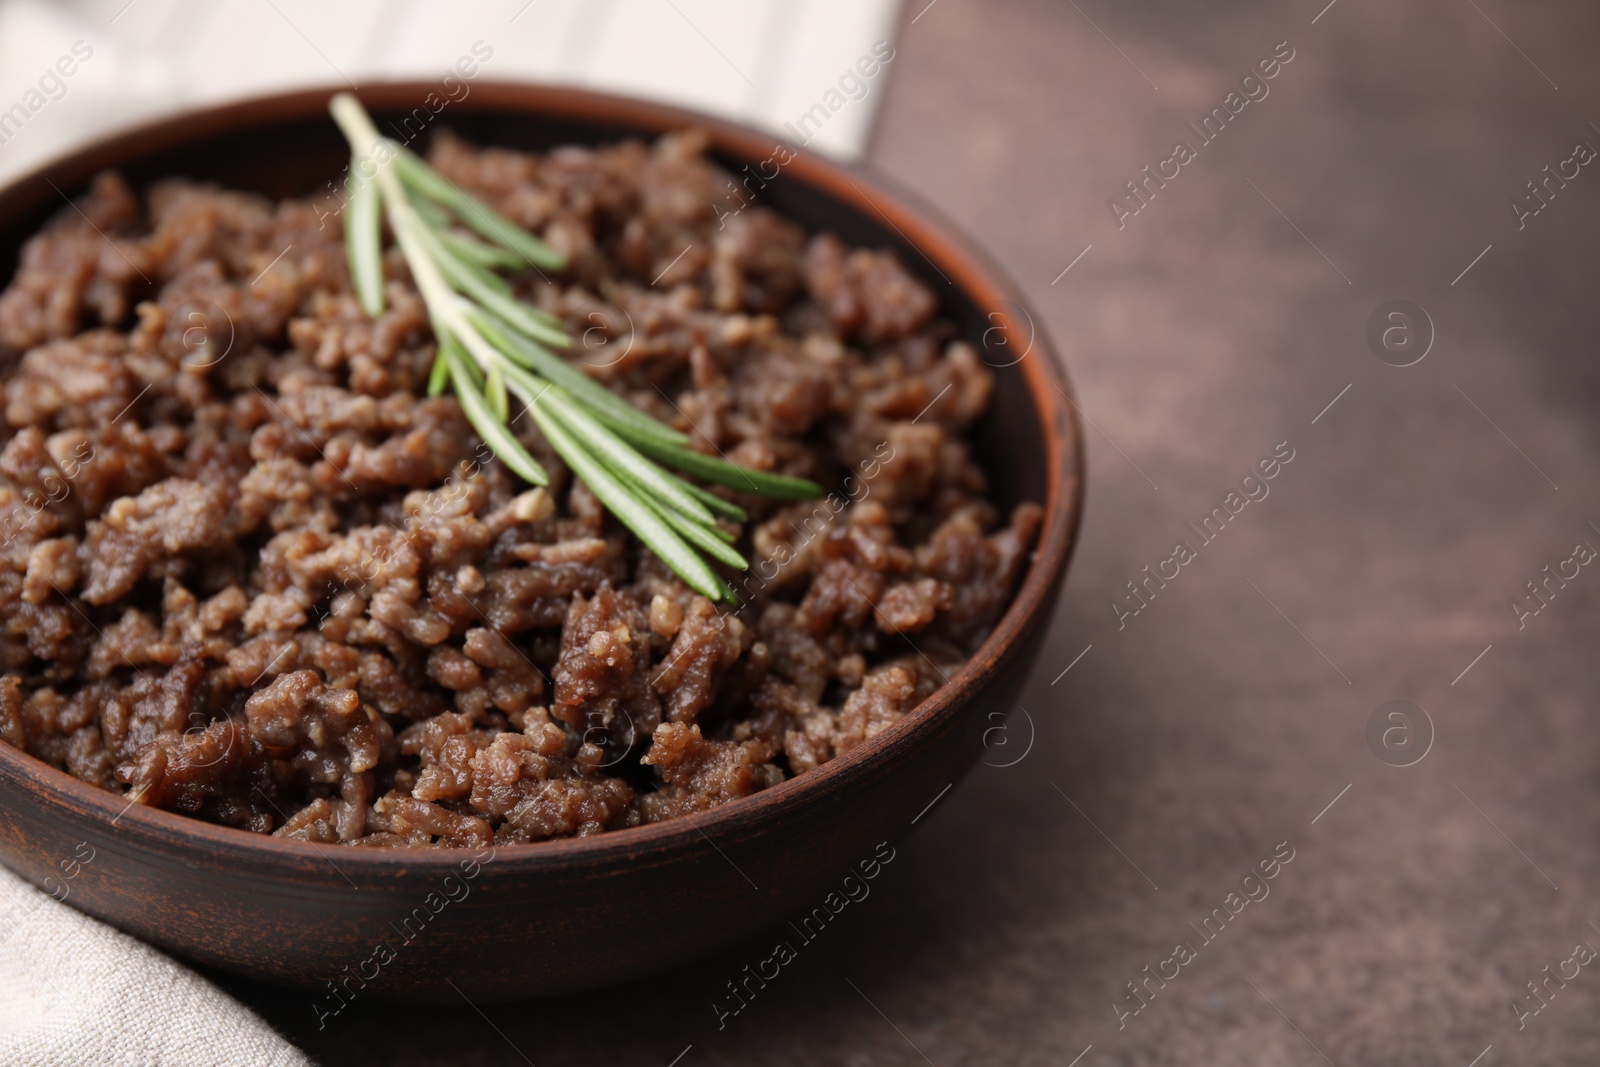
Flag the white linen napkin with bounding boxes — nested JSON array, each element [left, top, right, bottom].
[[0, 0, 904, 187], [0, 864, 310, 1067]]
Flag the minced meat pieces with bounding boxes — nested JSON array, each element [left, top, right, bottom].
[[801, 233, 937, 344], [466, 728, 634, 843], [638, 721, 783, 822], [116, 720, 257, 817], [552, 585, 661, 744], [0, 674, 24, 749], [0, 128, 1040, 845]]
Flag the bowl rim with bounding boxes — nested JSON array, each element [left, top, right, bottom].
[[0, 80, 1085, 874]]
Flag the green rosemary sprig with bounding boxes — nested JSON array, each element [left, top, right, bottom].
[[329, 93, 819, 602]]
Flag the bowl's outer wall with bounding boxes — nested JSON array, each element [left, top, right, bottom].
[[0, 84, 1082, 1001]]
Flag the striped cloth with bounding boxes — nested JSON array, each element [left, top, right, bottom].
[[0, 0, 903, 186]]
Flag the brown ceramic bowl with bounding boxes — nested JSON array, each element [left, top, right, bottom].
[[0, 83, 1082, 1001]]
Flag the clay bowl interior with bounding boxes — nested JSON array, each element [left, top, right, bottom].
[[0, 83, 1082, 1001]]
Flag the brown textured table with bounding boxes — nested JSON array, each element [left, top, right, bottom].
[[231, 1, 1600, 1062]]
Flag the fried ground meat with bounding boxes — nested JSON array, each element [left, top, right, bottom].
[[0, 129, 1041, 846]]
